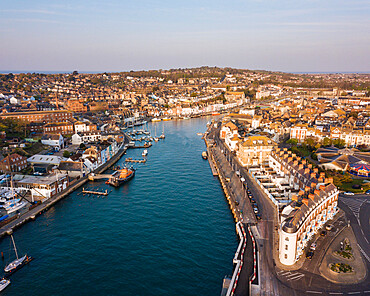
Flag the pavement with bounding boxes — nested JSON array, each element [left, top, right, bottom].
[[208, 122, 370, 296]]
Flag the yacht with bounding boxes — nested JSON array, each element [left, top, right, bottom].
[[142, 149, 148, 157], [0, 278, 10, 291], [4, 235, 32, 276]]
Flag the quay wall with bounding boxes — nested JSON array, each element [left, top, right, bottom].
[[0, 145, 127, 239]]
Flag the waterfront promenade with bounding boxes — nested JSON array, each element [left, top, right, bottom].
[[0, 144, 128, 238]]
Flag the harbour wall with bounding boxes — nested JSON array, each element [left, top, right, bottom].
[[0, 145, 128, 239]]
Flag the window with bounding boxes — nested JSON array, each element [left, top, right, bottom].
[[285, 237, 289, 241], [284, 254, 287, 259], [285, 245, 288, 251]]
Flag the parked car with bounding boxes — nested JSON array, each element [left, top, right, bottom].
[[310, 243, 317, 251], [365, 190, 370, 195], [250, 198, 256, 203], [344, 192, 355, 196], [306, 251, 314, 259], [320, 230, 327, 236], [255, 213, 262, 220], [325, 224, 333, 231], [253, 206, 259, 214]]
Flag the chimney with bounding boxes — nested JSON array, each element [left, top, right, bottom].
[[308, 194, 315, 201], [302, 198, 309, 206]]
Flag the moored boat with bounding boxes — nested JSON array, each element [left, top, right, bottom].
[[162, 117, 171, 121], [4, 235, 33, 276], [142, 149, 148, 157], [108, 167, 135, 187], [202, 151, 208, 160], [0, 278, 10, 291], [151, 118, 161, 122]]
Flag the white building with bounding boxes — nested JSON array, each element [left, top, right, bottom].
[[41, 134, 64, 150]]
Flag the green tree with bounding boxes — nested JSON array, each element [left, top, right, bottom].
[[333, 139, 346, 148], [63, 150, 71, 158], [321, 137, 332, 147], [287, 138, 298, 146]]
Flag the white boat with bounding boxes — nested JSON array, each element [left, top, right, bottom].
[[4, 235, 28, 274], [5, 201, 27, 214], [152, 118, 161, 122], [142, 149, 148, 157], [0, 278, 10, 291]]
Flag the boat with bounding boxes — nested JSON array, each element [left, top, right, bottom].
[[151, 118, 161, 122], [5, 200, 27, 214], [4, 235, 33, 276], [159, 124, 165, 139], [202, 151, 208, 160], [162, 117, 171, 121], [0, 278, 10, 291], [108, 167, 135, 187], [142, 149, 148, 157], [212, 112, 220, 116], [197, 132, 203, 136]]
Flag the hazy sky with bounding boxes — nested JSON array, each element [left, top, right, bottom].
[[1, 0, 369, 73]]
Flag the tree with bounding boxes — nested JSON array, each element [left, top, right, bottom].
[[333, 139, 346, 148], [287, 138, 298, 146], [63, 150, 71, 158], [79, 143, 86, 149], [303, 138, 316, 149], [321, 137, 332, 147]]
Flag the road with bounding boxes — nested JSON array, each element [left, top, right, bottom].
[[208, 121, 370, 296]]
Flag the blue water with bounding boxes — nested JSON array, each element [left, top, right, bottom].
[[0, 117, 237, 296]]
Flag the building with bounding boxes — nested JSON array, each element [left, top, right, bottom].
[[74, 121, 97, 133], [268, 148, 339, 266], [65, 99, 88, 113], [72, 131, 102, 145], [0, 110, 73, 123], [237, 136, 277, 167], [41, 134, 64, 150], [43, 122, 74, 135], [0, 153, 27, 173], [15, 173, 69, 202]]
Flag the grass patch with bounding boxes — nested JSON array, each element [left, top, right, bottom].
[[330, 263, 353, 273]]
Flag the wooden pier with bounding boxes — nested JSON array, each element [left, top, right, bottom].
[[82, 188, 109, 196], [125, 157, 146, 163]]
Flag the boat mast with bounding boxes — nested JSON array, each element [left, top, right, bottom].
[[11, 235, 19, 260]]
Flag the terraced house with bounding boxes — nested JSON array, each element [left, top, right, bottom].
[[269, 148, 339, 265]]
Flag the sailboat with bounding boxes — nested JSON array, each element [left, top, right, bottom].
[[4, 175, 27, 214], [159, 123, 165, 139], [4, 235, 32, 276], [154, 125, 159, 142]]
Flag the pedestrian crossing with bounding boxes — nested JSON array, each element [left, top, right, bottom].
[[276, 270, 305, 281], [340, 197, 367, 219]]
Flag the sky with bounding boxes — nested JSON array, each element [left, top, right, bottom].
[[0, 0, 369, 73]]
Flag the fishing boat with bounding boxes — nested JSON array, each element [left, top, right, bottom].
[[202, 151, 208, 160], [108, 167, 135, 187], [4, 235, 33, 276], [0, 278, 10, 291], [142, 149, 148, 157]]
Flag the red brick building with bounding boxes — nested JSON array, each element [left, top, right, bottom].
[[65, 99, 87, 113], [0, 110, 73, 123], [0, 153, 27, 173], [43, 122, 74, 135]]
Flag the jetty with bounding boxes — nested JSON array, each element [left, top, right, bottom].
[[0, 143, 128, 239], [125, 157, 146, 163], [82, 188, 109, 196]]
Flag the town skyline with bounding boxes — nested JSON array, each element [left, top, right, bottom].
[[1, 0, 369, 73]]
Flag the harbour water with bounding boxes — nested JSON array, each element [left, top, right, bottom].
[[0, 117, 237, 296]]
